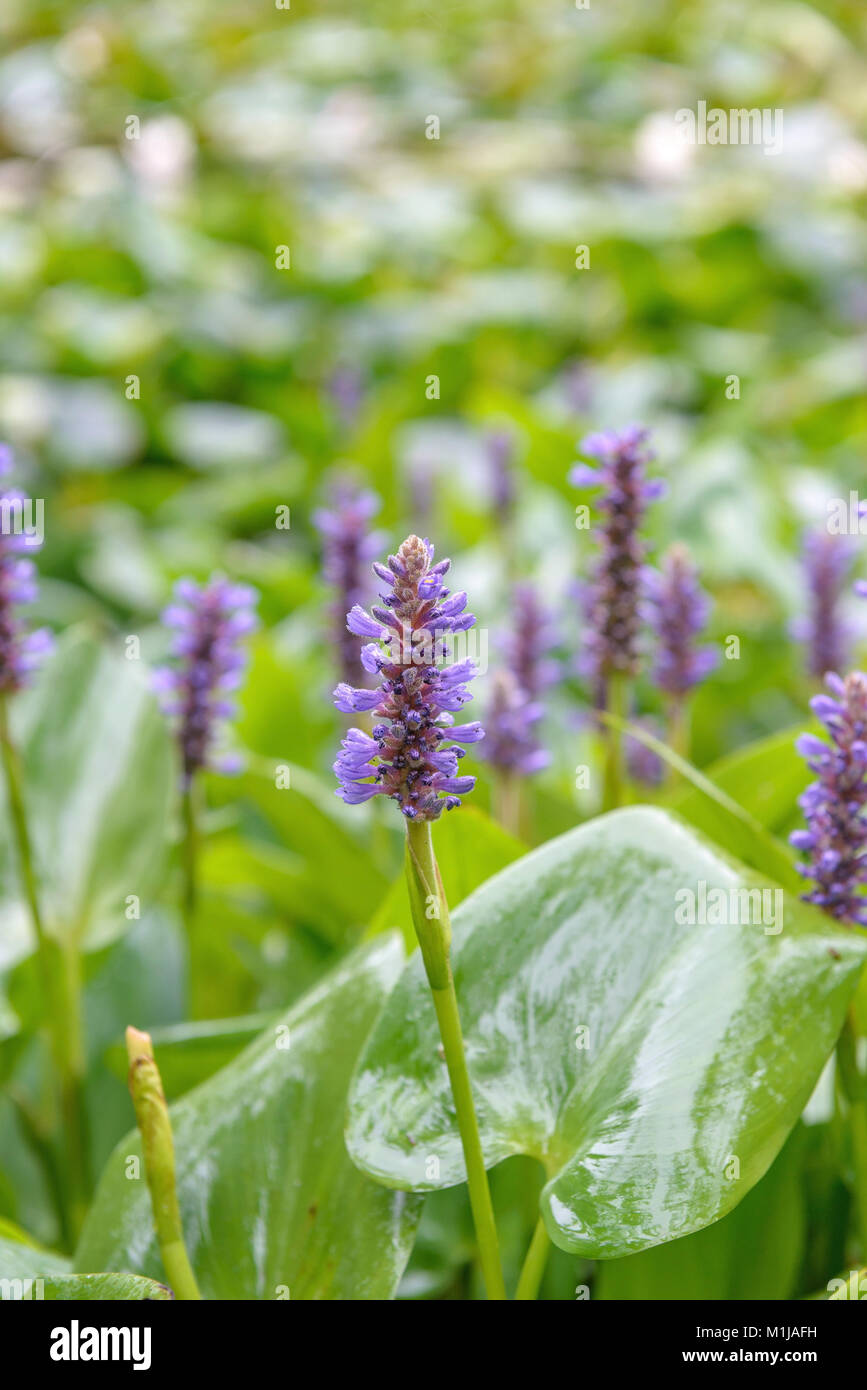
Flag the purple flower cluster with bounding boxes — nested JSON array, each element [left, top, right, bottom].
[[153, 575, 258, 786], [790, 672, 867, 925], [793, 530, 855, 680], [644, 543, 716, 700], [570, 425, 664, 696], [503, 583, 559, 700], [0, 446, 52, 694], [485, 430, 516, 524], [483, 584, 557, 778], [313, 480, 383, 686], [327, 364, 365, 434], [482, 670, 548, 776], [333, 534, 483, 819]]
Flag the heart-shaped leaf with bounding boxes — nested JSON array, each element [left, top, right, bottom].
[[346, 807, 867, 1259], [76, 936, 421, 1299], [0, 629, 175, 954]]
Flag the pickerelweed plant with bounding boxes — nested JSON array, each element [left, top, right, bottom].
[[333, 534, 506, 1298], [0, 448, 89, 1239], [790, 670, 867, 1258], [153, 575, 258, 985], [644, 542, 716, 760], [794, 528, 856, 683], [570, 425, 664, 809], [313, 478, 384, 689], [483, 582, 556, 835]]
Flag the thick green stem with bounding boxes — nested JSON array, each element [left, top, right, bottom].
[[602, 674, 628, 811], [515, 1216, 551, 1300], [837, 1008, 867, 1259], [0, 695, 88, 1244], [126, 1027, 202, 1300], [405, 820, 506, 1300]]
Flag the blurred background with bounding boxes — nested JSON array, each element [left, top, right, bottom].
[[1, 0, 866, 1291]]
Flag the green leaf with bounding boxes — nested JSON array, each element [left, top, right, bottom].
[[346, 807, 867, 1260], [76, 937, 422, 1299], [602, 712, 800, 891], [667, 724, 812, 841], [594, 1126, 807, 1300], [0, 629, 174, 953], [0, 1231, 171, 1301], [104, 1014, 277, 1101], [366, 805, 525, 950]]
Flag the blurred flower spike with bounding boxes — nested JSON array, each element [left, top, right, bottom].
[[153, 574, 259, 786]]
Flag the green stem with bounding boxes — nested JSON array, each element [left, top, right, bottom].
[[602, 674, 628, 811], [515, 1216, 551, 1300], [181, 777, 202, 1016], [493, 769, 522, 839], [405, 820, 506, 1300], [0, 695, 88, 1244], [836, 1008, 867, 1259], [126, 1027, 202, 1300], [181, 778, 199, 925]]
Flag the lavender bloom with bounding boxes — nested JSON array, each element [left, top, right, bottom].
[[644, 543, 716, 700], [790, 671, 867, 925], [484, 430, 515, 524], [625, 718, 665, 787], [313, 480, 384, 686], [327, 364, 365, 433], [153, 575, 258, 786], [570, 425, 664, 695], [333, 534, 483, 820], [792, 530, 855, 679], [503, 583, 559, 700], [482, 669, 549, 776], [0, 446, 52, 693]]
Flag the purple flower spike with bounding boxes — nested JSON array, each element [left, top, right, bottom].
[[570, 425, 663, 694], [790, 670, 867, 925], [644, 543, 716, 700], [313, 479, 384, 687], [332, 534, 483, 820], [482, 669, 549, 776], [484, 430, 516, 524], [503, 583, 559, 700], [153, 575, 259, 786], [0, 447, 53, 694], [327, 364, 365, 433], [792, 530, 854, 681]]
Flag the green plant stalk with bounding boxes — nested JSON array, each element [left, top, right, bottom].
[[515, 1215, 551, 1300], [181, 777, 203, 1016], [405, 819, 506, 1300], [493, 768, 522, 839], [126, 1026, 202, 1300], [602, 673, 628, 811], [0, 694, 89, 1244], [836, 1007, 867, 1260]]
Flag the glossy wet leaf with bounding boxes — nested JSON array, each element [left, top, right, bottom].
[[346, 807, 867, 1260], [0, 1230, 171, 1300], [76, 937, 421, 1299], [595, 1127, 807, 1299], [0, 629, 175, 954]]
